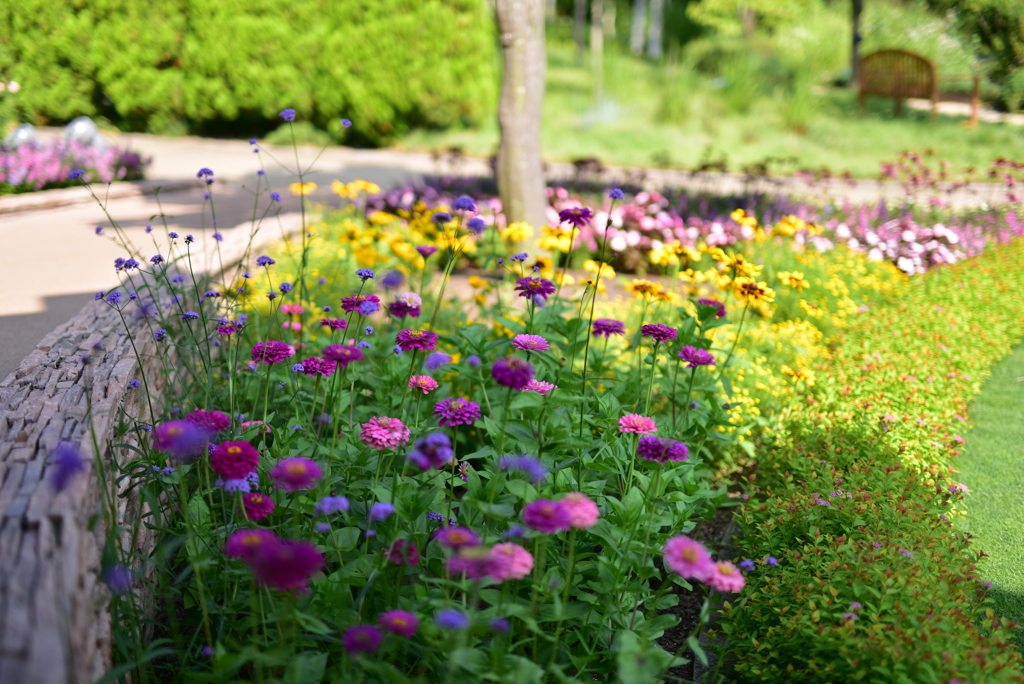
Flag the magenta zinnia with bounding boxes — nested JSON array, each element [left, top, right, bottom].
[[558, 206, 594, 228], [251, 341, 295, 364], [492, 356, 535, 390], [341, 293, 380, 313], [511, 334, 550, 352], [640, 324, 678, 343], [636, 435, 689, 463], [322, 344, 364, 368], [186, 409, 231, 432], [251, 539, 324, 593], [270, 457, 323, 491], [224, 529, 278, 562], [434, 398, 481, 427], [678, 346, 716, 368], [437, 526, 481, 549], [592, 318, 625, 337], [360, 416, 411, 450], [343, 625, 383, 655], [697, 298, 726, 318], [379, 610, 419, 638], [514, 277, 556, 301], [241, 492, 275, 520], [523, 499, 571, 534], [210, 441, 260, 479], [299, 356, 337, 378], [395, 329, 438, 352]]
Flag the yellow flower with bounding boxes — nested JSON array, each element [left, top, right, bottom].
[[531, 256, 555, 277], [554, 272, 576, 287], [779, 271, 810, 291], [781, 365, 816, 386], [730, 208, 759, 228], [583, 260, 616, 280], [649, 240, 701, 268], [654, 287, 681, 305], [536, 224, 574, 252], [290, 181, 317, 196], [468, 275, 491, 290], [799, 299, 825, 319], [624, 278, 661, 299], [733, 277, 775, 304], [368, 211, 398, 225], [501, 222, 534, 243], [331, 179, 380, 199], [720, 251, 762, 278]]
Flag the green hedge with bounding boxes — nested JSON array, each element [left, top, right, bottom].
[[0, 0, 496, 143], [721, 238, 1024, 682]]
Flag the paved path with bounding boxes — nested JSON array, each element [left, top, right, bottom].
[[0, 132, 439, 378]]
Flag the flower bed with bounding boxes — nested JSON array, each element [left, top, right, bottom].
[[719, 238, 1024, 682], [0, 140, 147, 195]]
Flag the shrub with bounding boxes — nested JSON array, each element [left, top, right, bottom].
[[720, 238, 1024, 681], [0, 0, 496, 143]]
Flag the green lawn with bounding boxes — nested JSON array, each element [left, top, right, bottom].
[[397, 35, 1024, 179], [955, 342, 1024, 649]]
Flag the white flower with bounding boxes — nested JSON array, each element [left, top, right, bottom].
[[7, 81, 19, 93]]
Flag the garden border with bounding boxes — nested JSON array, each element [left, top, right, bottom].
[[0, 212, 304, 684], [0, 179, 195, 216]]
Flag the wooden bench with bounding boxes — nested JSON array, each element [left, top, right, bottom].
[[858, 49, 980, 126]]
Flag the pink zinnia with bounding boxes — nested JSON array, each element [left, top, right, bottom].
[[241, 420, 271, 434], [299, 356, 337, 378], [560, 492, 600, 528], [522, 379, 556, 395], [619, 414, 657, 435], [241, 492, 275, 521], [279, 303, 304, 315], [511, 334, 550, 352], [379, 610, 419, 638], [343, 625, 382, 655], [251, 341, 295, 364], [488, 543, 534, 581], [322, 344, 364, 368], [395, 329, 438, 352], [224, 529, 279, 562], [252, 539, 325, 593], [360, 416, 411, 450], [707, 561, 745, 593], [523, 499, 571, 534], [434, 398, 481, 427], [663, 535, 715, 581], [408, 375, 439, 394], [209, 441, 260, 479], [186, 409, 231, 432], [270, 457, 323, 491]]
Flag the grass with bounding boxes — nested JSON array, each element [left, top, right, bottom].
[[396, 32, 1024, 179], [955, 342, 1024, 649]]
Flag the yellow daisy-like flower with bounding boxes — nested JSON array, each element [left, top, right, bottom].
[[536, 224, 574, 253], [732, 277, 775, 304], [468, 275, 491, 290], [730, 208, 759, 228], [654, 287, 681, 305], [772, 215, 806, 237], [583, 260, 616, 280], [531, 256, 554, 277], [624, 278, 661, 299], [368, 211, 398, 225], [780, 365, 816, 386], [779, 271, 810, 291], [501, 221, 534, 243], [290, 181, 317, 196], [720, 252, 762, 279], [799, 299, 825, 319], [554, 272, 576, 287]]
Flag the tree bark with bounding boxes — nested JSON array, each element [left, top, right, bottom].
[[591, 0, 604, 103], [851, 0, 864, 88], [496, 0, 548, 231], [647, 0, 664, 60], [574, 0, 588, 65], [630, 0, 647, 55]]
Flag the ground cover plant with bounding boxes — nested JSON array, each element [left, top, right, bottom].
[[720, 237, 1024, 681]]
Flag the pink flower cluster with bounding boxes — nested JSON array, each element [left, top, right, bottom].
[[662, 535, 745, 593], [360, 416, 411, 450], [1, 141, 147, 191]]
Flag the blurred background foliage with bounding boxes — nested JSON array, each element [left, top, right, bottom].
[[0, 0, 496, 145], [0, 0, 1022, 173]]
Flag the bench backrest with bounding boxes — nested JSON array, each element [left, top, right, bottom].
[[860, 49, 937, 99]]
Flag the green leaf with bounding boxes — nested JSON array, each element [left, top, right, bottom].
[[295, 612, 333, 635], [284, 651, 327, 683]]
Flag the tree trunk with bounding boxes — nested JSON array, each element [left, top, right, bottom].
[[574, 0, 588, 65], [740, 5, 756, 38], [591, 0, 604, 103], [647, 0, 664, 60], [851, 0, 864, 88], [603, 0, 616, 38], [545, 0, 557, 20], [496, 0, 548, 231], [630, 0, 647, 56]]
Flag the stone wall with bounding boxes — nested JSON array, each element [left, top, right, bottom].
[[0, 213, 303, 684]]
